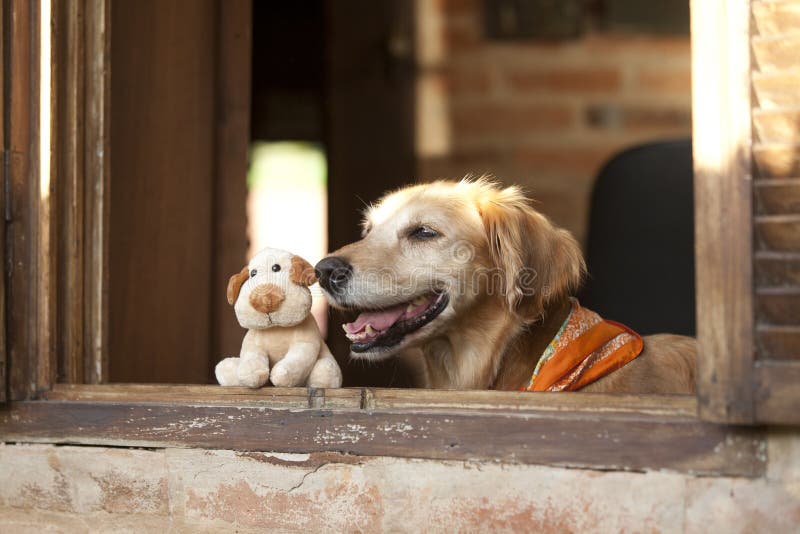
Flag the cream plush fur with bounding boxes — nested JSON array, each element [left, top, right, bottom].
[[215, 247, 342, 389]]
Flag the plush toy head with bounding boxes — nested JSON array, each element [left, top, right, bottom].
[[227, 247, 317, 329]]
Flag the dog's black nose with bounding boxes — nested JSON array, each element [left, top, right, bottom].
[[314, 256, 353, 294]]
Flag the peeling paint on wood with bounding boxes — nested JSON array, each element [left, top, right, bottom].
[[0, 396, 764, 477]]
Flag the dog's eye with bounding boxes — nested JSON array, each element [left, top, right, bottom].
[[250, 269, 257, 278], [271, 264, 281, 272], [408, 225, 439, 240]]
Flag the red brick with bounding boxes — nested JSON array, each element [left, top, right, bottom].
[[452, 104, 574, 135], [513, 146, 618, 175], [184, 477, 384, 531], [584, 104, 691, 132], [636, 68, 692, 93], [621, 106, 692, 130], [445, 69, 492, 94], [508, 69, 622, 93], [582, 34, 691, 56]]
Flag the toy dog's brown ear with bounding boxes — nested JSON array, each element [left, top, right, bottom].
[[290, 255, 317, 287], [227, 266, 250, 305]]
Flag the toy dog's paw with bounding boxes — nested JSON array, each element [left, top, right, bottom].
[[236, 355, 270, 388], [215, 357, 241, 386], [269, 361, 304, 387], [307, 358, 343, 388]]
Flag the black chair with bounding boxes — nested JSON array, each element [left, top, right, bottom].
[[577, 139, 695, 336]]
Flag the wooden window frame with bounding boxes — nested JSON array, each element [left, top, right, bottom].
[[0, 0, 784, 477]]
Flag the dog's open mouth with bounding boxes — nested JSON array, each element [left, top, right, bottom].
[[343, 292, 449, 352]]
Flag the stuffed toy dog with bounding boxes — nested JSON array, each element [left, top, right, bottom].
[[215, 247, 342, 389]]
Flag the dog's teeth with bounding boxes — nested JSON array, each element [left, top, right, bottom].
[[342, 324, 349, 332], [365, 324, 375, 336], [406, 303, 416, 313]]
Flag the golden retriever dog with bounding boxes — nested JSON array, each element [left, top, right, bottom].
[[315, 179, 696, 394]]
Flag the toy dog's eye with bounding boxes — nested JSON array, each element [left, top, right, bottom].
[[271, 264, 281, 272], [250, 269, 257, 278]]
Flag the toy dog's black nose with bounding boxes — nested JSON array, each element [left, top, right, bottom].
[[314, 256, 353, 294]]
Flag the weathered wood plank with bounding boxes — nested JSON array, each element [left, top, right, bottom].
[[756, 324, 800, 360], [754, 179, 800, 214], [756, 287, 800, 325], [754, 109, 800, 144], [0, 0, 6, 403], [753, 72, 800, 109], [45, 384, 698, 416], [0, 398, 765, 477], [755, 214, 800, 251], [366, 388, 698, 417], [6, 0, 36, 400], [691, 0, 755, 423], [54, 0, 85, 383], [753, 1, 800, 35], [752, 34, 800, 72], [754, 145, 800, 178], [44, 384, 363, 409], [755, 361, 800, 424], [33, 0, 58, 402], [83, 0, 110, 383], [755, 250, 800, 286]]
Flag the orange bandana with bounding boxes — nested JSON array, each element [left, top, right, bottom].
[[522, 298, 643, 392]]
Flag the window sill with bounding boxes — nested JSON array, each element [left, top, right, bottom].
[[0, 384, 765, 477]]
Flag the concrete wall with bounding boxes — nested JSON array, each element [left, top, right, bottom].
[[1, 431, 799, 533], [415, 0, 693, 244]]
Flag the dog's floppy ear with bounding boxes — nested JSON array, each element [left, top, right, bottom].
[[227, 266, 250, 305], [480, 186, 584, 320], [290, 255, 317, 287]]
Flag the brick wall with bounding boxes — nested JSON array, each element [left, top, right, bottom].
[[416, 0, 692, 244], [1, 433, 799, 532]]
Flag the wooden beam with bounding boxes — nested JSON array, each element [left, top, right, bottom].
[[6, 0, 38, 399], [33, 0, 57, 400], [54, 0, 86, 384], [51, 0, 110, 384], [0, 387, 765, 477], [691, 0, 755, 423], [82, 0, 110, 383], [44, 383, 699, 415], [364, 387, 699, 417], [0, 0, 6, 403]]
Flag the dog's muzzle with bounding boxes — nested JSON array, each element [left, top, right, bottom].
[[249, 283, 285, 314]]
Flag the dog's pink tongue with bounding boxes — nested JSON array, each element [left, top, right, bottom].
[[344, 303, 406, 334]]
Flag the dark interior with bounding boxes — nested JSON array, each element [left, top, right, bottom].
[[106, 1, 694, 387]]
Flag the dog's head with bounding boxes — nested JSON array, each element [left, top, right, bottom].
[[227, 247, 317, 329], [315, 178, 585, 360]]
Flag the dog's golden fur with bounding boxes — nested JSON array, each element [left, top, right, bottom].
[[327, 179, 696, 394]]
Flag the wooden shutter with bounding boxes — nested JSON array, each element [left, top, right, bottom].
[[3, 0, 49, 400], [751, 0, 800, 423], [694, 0, 800, 424]]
